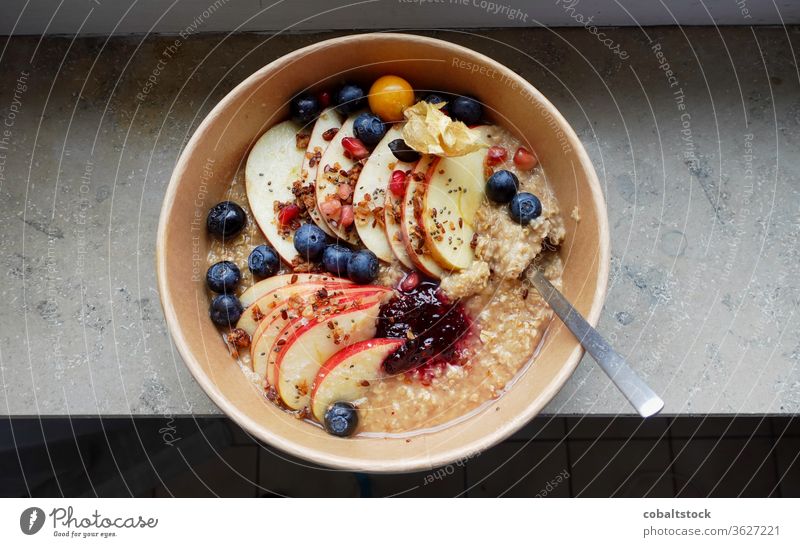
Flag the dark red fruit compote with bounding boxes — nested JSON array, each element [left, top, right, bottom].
[[376, 274, 472, 384]]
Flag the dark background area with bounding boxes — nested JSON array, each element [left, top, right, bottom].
[[2, 416, 797, 497]]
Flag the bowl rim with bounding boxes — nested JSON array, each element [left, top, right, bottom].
[[156, 32, 610, 472]]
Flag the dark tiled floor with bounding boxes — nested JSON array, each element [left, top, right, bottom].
[[565, 416, 672, 440], [154, 446, 260, 497], [465, 440, 570, 497], [368, 467, 467, 497], [671, 438, 779, 497], [509, 416, 567, 441], [257, 448, 362, 497], [570, 439, 675, 497], [1, 416, 798, 497], [669, 416, 773, 438], [774, 437, 800, 497]]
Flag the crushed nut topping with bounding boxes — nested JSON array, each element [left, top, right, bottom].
[[295, 132, 311, 149], [225, 328, 251, 358], [251, 305, 264, 323]]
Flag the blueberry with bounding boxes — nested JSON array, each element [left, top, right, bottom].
[[207, 201, 246, 239], [206, 261, 241, 294], [293, 223, 327, 261], [347, 249, 379, 284], [248, 245, 280, 278], [290, 93, 321, 125], [423, 93, 447, 105], [509, 192, 543, 225], [486, 169, 519, 204], [334, 84, 366, 115], [322, 244, 353, 277], [449, 95, 483, 125], [388, 139, 421, 164], [209, 294, 243, 327], [323, 402, 358, 437], [353, 113, 387, 148]]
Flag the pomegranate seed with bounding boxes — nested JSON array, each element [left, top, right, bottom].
[[389, 170, 408, 197], [486, 145, 507, 166], [337, 183, 353, 201], [317, 90, 331, 108], [278, 204, 300, 226], [340, 204, 354, 227], [319, 198, 342, 221], [399, 271, 420, 292], [341, 137, 370, 160], [513, 147, 538, 170]]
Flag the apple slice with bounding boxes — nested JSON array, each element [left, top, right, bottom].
[[237, 282, 324, 336], [262, 288, 390, 386], [237, 280, 355, 336], [315, 112, 364, 244], [300, 107, 343, 237], [400, 155, 445, 279], [275, 298, 385, 410], [245, 120, 307, 263], [353, 125, 412, 263], [239, 273, 351, 308], [310, 338, 404, 421], [250, 286, 390, 385], [384, 173, 415, 269], [249, 305, 293, 383], [421, 144, 488, 270]]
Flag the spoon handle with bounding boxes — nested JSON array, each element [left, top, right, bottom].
[[527, 268, 664, 418]]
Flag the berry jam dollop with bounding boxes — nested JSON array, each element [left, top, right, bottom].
[[376, 276, 471, 381]]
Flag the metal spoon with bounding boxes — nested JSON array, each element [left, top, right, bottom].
[[526, 267, 664, 418]]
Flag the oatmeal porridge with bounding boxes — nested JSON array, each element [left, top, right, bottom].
[[202, 74, 565, 437]]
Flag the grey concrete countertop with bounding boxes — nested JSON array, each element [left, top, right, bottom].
[[1, 28, 798, 417]]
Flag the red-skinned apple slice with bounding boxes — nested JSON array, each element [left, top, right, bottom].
[[275, 298, 385, 410], [250, 286, 390, 385], [249, 306, 293, 383], [384, 172, 415, 269], [353, 125, 412, 262], [239, 273, 351, 308], [245, 120, 307, 263], [310, 338, 404, 421], [399, 155, 445, 278], [300, 107, 343, 237], [263, 288, 390, 386], [236, 280, 356, 336], [421, 138, 488, 270], [315, 112, 364, 244]]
